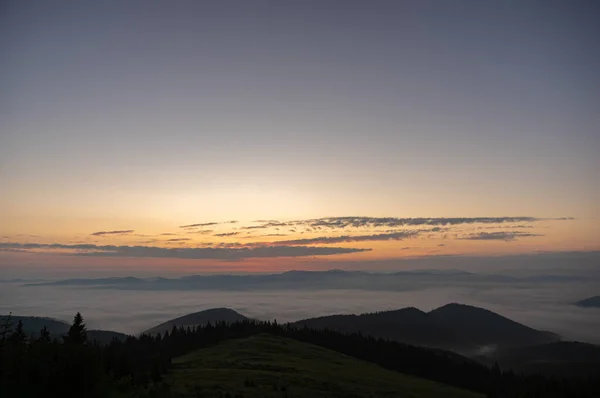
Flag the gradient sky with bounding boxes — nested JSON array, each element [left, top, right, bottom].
[[1, 1, 599, 273]]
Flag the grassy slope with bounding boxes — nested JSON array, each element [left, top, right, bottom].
[[168, 334, 483, 398]]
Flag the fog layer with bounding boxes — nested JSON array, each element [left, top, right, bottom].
[[2, 279, 598, 344]]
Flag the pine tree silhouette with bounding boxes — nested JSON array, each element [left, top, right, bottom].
[[64, 312, 87, 345], [0, 313, 13, 343], [10, 320, 27, 343], [39, 326, 51, 342]]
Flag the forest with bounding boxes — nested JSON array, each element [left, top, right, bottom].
[[1, 313, 599, 398]]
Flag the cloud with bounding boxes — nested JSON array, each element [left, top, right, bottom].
[[476, 225, 535, 230], [185, 230, 214, 235], [90, 230, 134, 236], [214, 232, 240, 237], [263, 221, 290, 227], [179, 222, 219, 228], [0, 242, 369, 259], [438, 244, 446, 247], [180, 220, 238, 229], [233, 216, 557, 232], [165, 238, 191, 242], [459, 231, 543, 242], [293, 216, 544, 229], [240, 233, 289, 239], [269, 231, 420, 245], [160, 233, 178, 236]]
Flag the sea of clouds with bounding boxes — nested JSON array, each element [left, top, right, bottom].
[[1, 277, 598, 344]]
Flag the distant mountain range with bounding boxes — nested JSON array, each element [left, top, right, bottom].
[[141, 304, 559, 353], [143, 308, 249, 335], [291, 303, 559, 352], [4, 315, 129, 344], [574, 296, 600, 308], [22, 269, 595, 291]]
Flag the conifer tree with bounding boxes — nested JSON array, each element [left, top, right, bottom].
[[38, 326, 51, 342], [0, 313, 12, 343], [10, 320, 27, 343], [65, 312, 87, 345]]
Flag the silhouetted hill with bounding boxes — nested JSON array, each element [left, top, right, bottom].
[[144, 308, 248, 336], [493, 341, 600, 378], [87, 329, 129, 343], [6, 315, 70, 335], [2, 315, 129, 343], [574, 296, 600, 308], [429, 303, 558, 347], [291, 303, 559, 351]]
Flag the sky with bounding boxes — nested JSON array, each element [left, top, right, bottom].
[[1, 1, 599, 274]]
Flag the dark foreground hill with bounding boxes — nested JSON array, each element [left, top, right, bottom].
[[291, 303, 559, 352], [3, 313, 599, 397], [575, 296, 600, 308], [167, 333, 482, 398], [144, 307, 248, 336], [493, 341, 600, 378], [3, 315, 129, 343]]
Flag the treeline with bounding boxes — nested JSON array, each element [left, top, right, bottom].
[[1, 313, 599, 397]]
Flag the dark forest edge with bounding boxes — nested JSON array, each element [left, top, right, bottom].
[[1, 313, 599, 398]]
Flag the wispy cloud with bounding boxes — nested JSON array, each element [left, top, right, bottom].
[[237, 216, 559, 232], [296, 216, 542, 229], [214, 232, 240, 237], [268, 231, 419, 245], [91, 230, 134, 236], [0, 242, 369, 259], [241, 225, 270, 230], [179, 220, 238, 229], [459, 231, 543, 242], [185, 230, 214, 235], [179, 222, 219, 228]]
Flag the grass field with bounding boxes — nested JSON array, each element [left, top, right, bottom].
[[167, 333, 483, 398]]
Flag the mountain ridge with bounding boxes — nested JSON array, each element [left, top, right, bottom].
[[291, 302, 559, 352], [143, 307, 249, 336], [23, 269, 596, 291]]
